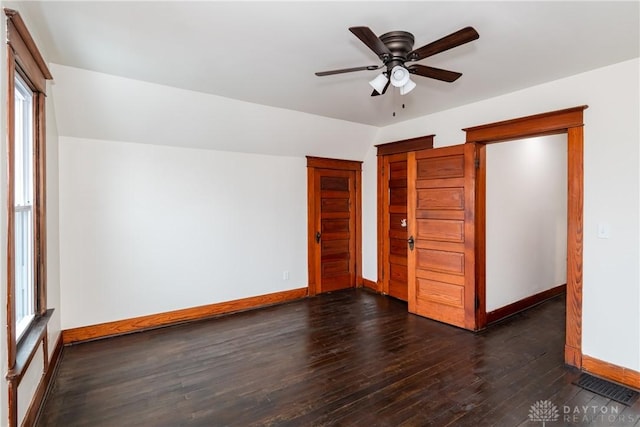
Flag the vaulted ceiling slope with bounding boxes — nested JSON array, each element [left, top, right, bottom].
[[48, 63, 379, 159], [13, 1, 640, 128]]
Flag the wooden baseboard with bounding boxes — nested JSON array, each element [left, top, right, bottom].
[[362, 279, 378, 292], [486, 284, 566, 324], [564, 344, 582, 368], [23, 333, 63, 427], [63, 288, 308, 344], [582, 354, 640, 390]]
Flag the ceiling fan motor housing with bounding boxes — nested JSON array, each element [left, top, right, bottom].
[[379, 31, 415, 72]]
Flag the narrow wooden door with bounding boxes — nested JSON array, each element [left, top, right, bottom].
[[377, 135, 434, 300], [385, 153, 409, 301], [307, 157, 361, 295], [407, 143, 478, 330]]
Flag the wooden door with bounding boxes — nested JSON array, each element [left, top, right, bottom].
[[385, 153, 409, 301], [307, 157, 361, 295], [407, 143, 478, 330], [376, 135, 434, 300]]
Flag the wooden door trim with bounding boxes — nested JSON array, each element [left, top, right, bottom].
[[464, 105, 588, 369], [306, 156, 362, 171], [375, 134, 435, 156], [376, 135, 434, 293], [306, 157, 362, 296], [463, 106, 587, 143], [376, 154, 386, 293], [406, 151, 418, 313]]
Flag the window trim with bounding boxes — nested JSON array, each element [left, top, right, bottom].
[[4, 8, 53, 427]]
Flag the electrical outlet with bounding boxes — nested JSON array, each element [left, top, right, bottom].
[[597, 223, 610, 239], [283, 271, 289, 280]]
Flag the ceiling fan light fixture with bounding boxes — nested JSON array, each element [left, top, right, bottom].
[[390, 65, 410, 87], [369, 73, 388, 94], [400, 78, 416, 95]]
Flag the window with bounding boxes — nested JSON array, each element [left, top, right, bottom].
[[13, 74, 35, 340], [5, 7, 53, 426]]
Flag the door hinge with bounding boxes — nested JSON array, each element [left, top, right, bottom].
[[474, 157, 480, 169]]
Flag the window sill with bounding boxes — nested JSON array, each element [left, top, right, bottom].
[[6, 308, 54, 385]]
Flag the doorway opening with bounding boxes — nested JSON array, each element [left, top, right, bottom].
[[484, 135, 568, 323], [464, 105, 587, 368]]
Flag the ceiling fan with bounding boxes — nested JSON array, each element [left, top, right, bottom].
[[315, 26, 479, 96]]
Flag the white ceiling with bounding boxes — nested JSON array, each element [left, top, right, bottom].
[[13, 1, 640, 127]]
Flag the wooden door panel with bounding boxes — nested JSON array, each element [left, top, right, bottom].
[[321, 198, 350, 212], [416, 248, 464, 274], [416, 219, 464, 242], [322, 260, 350, 276], [389, 238, 407, 257], [389, 263, 408, 301], [321, 219, 350, 233], [417, 155, 464, 179], [321, 176, 350, 191], [416, 280, 465, 325], [417, 188, 464, 210], [417, 278, 464, 307], [389, 254, 407, 267], [389, 187, 407, 205], [321, 239, 349, 255], [389, 282, 408, 302], [408, 144, 477, 330]]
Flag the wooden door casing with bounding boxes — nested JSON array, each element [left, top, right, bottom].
[[407, 143, 478, 330], [307, 157, 362, 296], [463, 105, 588, 369]]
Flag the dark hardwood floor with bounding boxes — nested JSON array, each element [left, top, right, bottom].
[[37, 290, 640, 426]]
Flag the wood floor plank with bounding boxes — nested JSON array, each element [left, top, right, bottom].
[[36, 290, 640, 426]]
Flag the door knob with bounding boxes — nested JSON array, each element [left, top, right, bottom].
[[408, 235, 415, 251], [316, 231, 321, 243]]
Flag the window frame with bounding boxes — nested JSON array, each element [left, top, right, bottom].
[[4, 8, 53, 427]]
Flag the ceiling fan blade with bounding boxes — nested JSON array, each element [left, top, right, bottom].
[[408, 64, 462, 82], [371, 79, 390, 96], [315, 65, 381, 76], [349, 26, 392, 60], [408, 26, 479, 62]]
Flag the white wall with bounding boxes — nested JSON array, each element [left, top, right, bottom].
[[0, 5, 62, 426], [485, 135, 567, 311], [52, 64, 379, 330], [368, 58, 640, 372], [59, 138, 309, 329], [361, 144, 379, 281]]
